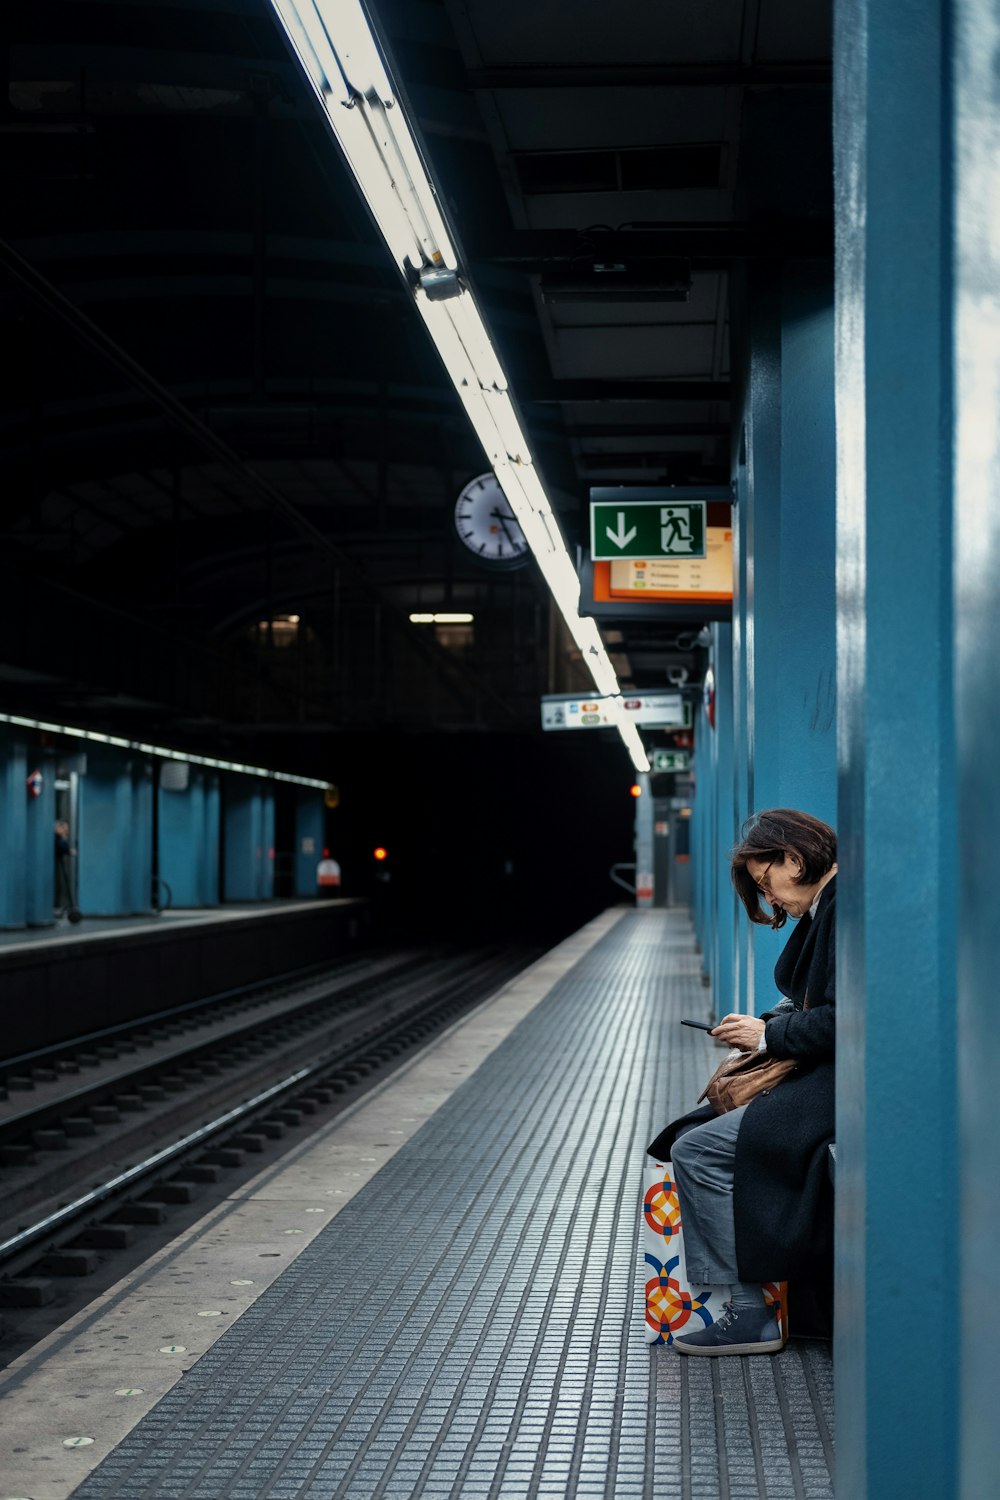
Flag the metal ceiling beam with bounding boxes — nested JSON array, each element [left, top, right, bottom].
[[472, 223, 833, 265], [523, 379, 730, 404], [566, 422, 728, 438], [467, 62, 831, 89]]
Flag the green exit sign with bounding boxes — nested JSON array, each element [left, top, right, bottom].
[[652, 749, 691, 773], [590, 499, 706, 562]]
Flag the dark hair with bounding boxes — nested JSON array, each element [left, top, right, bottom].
[[731, 808, 837, 929]]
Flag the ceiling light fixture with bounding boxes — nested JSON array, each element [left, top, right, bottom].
[[409, 612, 474, 625], [267, 0, 648, 773]]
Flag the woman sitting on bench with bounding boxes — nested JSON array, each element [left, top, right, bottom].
[[647, 808, 838, 1355]]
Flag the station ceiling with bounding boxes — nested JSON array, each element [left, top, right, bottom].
[[0, 0, 832, 767]]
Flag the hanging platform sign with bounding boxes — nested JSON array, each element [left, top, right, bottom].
[[583, 488, 734, 621], [541, 693, 692, 732]]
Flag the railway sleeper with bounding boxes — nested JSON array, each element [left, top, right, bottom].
[[35, 1248, 100, 1277], [0, 1278, 56, 1307], [111, 1202, 168, 1225], [72, 1224, 133, 1249]]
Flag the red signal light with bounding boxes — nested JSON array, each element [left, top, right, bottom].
[[373, 846, 388, 861]]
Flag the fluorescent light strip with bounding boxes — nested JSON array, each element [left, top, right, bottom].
[[409, 613, 474, 624], [0, 714, 329, 789], [266, 0, 649, 775]]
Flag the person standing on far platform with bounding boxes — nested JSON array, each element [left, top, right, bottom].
[[647, 808, 838, 1354], [54, 818, 75, 912]]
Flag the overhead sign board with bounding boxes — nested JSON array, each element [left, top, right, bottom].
[[590, 499, 706, 562], [541, 693, 692, 732], [582, 488, 733, 622]]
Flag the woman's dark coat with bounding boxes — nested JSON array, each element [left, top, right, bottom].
[[647, 879, 836, 1303]]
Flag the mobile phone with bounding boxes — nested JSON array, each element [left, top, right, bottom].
[[680, 1019, 714, 1031]]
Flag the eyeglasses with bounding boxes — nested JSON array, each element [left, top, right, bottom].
[[752, 859, 775, 892]]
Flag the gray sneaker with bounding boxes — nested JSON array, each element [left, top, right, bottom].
[[672, 1301, 784, 1356]]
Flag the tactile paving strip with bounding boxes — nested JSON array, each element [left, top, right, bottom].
[[70, 910, 834, 1500]]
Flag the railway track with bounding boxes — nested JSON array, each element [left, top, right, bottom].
[[0, 942, 538, 1362]]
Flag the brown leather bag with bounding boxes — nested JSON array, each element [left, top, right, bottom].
[[698, 1049, 797, 1113]]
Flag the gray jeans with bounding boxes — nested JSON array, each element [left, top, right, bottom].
[[670, 1105, 749, 1284]]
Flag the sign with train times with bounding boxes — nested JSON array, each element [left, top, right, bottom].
[[541, 693, 692, 732]]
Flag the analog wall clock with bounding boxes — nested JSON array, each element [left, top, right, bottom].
[[453, 473, 530, 568]]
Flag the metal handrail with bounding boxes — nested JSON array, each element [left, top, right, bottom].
[[609, 861, 637, 895]]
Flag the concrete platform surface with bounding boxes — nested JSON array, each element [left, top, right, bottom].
[[0, 908, 834, 1500]]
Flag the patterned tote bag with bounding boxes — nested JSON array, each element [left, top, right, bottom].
[[642, 1157, 786, 1345]]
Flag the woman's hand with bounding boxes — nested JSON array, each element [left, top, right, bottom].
[[711, 1013, 766, 1050]]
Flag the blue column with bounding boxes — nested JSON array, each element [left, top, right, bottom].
[[731, 462, 752, 1013], [77, 751, 127, 916], [25, 754, 56, 926], [76, 750, 152, 916], [739, 264, 837, 1014], [159, 774, 202, 907], [128, 762, 154, 914], [710, 623, 735, 1017], [834, 1, 957, 1494], [0, 730, 28, 928], [261, 791, 275, 899], [224, 783, 273, 901], [294, 794, 325, 897], [201, 776, 220, 904], [954, 4, 1000, 1493], [156, 767, 218, 908]]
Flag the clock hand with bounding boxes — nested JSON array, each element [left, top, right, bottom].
[[489, 507, 522, 545]]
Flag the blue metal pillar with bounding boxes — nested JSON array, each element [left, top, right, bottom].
[[77, 751, 127, 916], [954, 5, 1000, 1493], [738, 265, 837, 1014], [261, 791, 275, 899], [128, 762, 154, 914], [709, 623, 736, 1018], [158, 774, 203, 907], [0, 730, 28, 928], [731, 463, 752, 1012], [156, 768, 218, 908], [834, 1, 957, 1494], [200, 776, 221, 905], [224, 784, 273, 901], [294, 794, 325, 897], [25, 754, 56, 926]]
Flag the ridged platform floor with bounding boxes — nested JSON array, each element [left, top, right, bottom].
[[28, 908, 834, 1499]]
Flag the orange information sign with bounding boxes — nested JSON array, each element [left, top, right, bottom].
[[592, 524, 733, 604]]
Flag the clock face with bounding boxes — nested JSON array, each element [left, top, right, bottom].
[[454, 474, 530, 566]]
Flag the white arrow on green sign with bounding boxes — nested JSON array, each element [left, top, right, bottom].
[[590, 499, 707, 562], [652, 749, 691, 773]]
